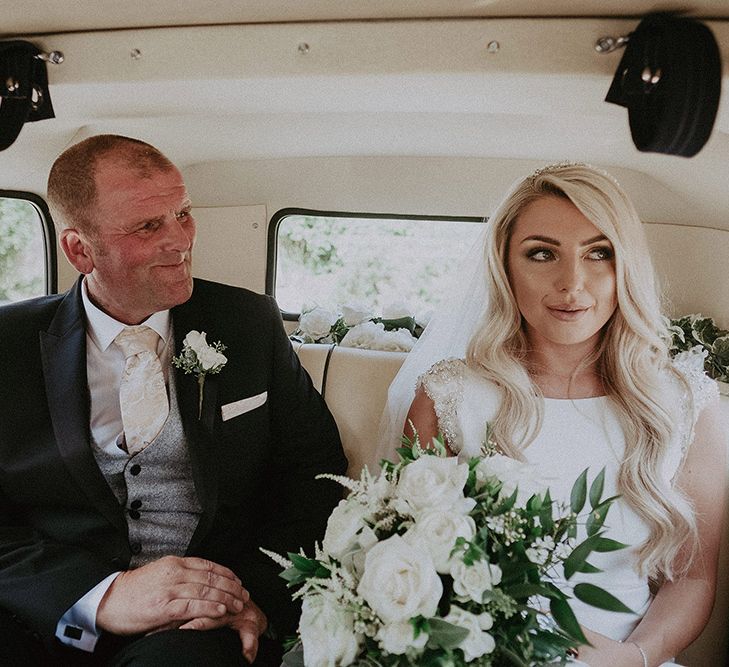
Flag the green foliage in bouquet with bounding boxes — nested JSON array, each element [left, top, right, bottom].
[[265, 432, 632, 667], [668, 314, 729, 382]]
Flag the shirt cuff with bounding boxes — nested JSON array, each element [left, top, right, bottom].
[[55, 572, 121, 652]]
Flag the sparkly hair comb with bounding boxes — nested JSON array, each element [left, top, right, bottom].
[[528, 161, 588, 183], [527, 161, 621, 189]]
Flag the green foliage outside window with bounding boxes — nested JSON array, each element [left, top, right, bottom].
[[276, 214, 482, 316], [0, 197, 45, 303]]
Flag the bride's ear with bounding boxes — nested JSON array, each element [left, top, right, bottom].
[[60, 228, 95, 274]]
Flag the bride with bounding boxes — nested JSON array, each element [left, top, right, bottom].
[[378, 163, 725, 666]]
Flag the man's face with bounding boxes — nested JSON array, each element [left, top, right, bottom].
[[81, 159, 196, 324]]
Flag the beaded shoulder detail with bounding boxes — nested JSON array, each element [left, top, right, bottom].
[[416, 358, 467, 452], [671, 347, 720, 454]]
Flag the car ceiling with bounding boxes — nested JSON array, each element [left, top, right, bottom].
[[3, 1, 729, 36], [0, 1, 727, 231]]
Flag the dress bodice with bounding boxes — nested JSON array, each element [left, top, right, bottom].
[[417, 353, 718, 643]]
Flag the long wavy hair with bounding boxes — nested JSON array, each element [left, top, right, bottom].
[[466, 163, 696, 579]]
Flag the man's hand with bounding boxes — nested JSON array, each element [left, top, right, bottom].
[[96, 556, 249, 635], [179, 597, 268, 664]]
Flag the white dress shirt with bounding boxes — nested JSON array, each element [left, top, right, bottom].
[[56, 281, 172, 651]]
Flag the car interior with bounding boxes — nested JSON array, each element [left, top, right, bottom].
[[0, 2, 727, 664]]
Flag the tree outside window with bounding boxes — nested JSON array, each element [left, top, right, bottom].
[[0, 197, 46, 304], [275, 212, 483, 317]]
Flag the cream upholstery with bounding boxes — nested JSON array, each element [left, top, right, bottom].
[[295, 343, 729, 666], [294, 343, 406, 476]]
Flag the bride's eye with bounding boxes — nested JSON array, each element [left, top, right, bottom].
[[587, 246, 614, 261], [526, 248, 555, 261]]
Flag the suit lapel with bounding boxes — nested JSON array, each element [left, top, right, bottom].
[[40, 279, 126, 533], [171, 293, 220, 549]]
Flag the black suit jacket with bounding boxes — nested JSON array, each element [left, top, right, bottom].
[[0, 277, 346, 645]]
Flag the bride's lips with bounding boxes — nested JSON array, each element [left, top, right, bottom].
[[547, 305, 592, 321]]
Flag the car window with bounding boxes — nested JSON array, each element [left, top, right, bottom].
[[271, 209, 483, 318], [0, 193, 56, 304]]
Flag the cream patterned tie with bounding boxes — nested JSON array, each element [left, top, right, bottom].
[[115, 326, 169, 456]]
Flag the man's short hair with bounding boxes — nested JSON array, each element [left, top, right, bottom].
[[47, 134, 175, 235]]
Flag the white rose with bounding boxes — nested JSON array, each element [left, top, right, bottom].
[[396, 456, 471, 516], [443, 605, 496, 661], [372, 327, 417, 353], [382, 301, 412, 319], [404, 509, 476, 573], [340, 303, 373, 326], [450, 558, 502, 603], [183, 330, 208, 354], [339, 321, 381, 349], [299, 595, 362, 666], [298, 307, 338, 339], [196, 345, 227, 371], [357, 534, 442, 623], [339, 321, 417, 352], [477, 611, 494, 631], [322, 499, 370, 560], [376, 621, 428, 655], [475, 454, 550, 504]]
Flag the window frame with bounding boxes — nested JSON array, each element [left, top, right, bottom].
[[0, 190, 57, 296], [267, 207, 484, 320]]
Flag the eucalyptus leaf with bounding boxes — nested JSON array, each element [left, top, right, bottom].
[[539, 488, 554, 533], [550, 597, 588, 644], [593, 537, 628, 552], [563, 533, 605, 580], [570, 469, 588, 514], [496, 486, 519, 513], [588, 468, 605, 509], [426, 618, 470, 649], [573, 583, 634, 613], [498, 646, 529, 666], [507, 582, 560, 599], [288, 553, 319, 572], [585, 502, 610, 536], [577, 561, 602, 574]]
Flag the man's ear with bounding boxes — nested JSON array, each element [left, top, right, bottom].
[[60, 228, 95, 274]]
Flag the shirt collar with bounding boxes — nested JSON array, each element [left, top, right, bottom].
[[81, 279, 171, 352]]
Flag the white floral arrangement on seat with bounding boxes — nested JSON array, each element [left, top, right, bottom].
[[667, 314, 729, 384], [264, 433, 631, 666], [291, 303, 429, 353]]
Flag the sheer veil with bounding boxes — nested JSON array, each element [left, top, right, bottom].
[[374, 222, 491, 467]]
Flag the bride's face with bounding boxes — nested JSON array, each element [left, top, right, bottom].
[[506, 194, 617, 350]]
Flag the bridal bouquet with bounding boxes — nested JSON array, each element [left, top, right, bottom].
[[264, 436, 630, 666]]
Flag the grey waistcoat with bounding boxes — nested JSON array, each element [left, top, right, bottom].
[[93, 368, 202, 568]]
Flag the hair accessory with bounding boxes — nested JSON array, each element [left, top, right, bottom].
[[528, 161, 623, 190], [528, 161, 588, 184]]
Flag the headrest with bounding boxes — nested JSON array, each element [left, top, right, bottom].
[[0, 40, 55, 151], [605, 13, 722, 157]]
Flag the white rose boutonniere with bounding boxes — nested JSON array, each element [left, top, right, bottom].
[[172, 330, 227, 418]]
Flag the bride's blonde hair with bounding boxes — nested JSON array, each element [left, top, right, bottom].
[[466, 163, 696, 579]]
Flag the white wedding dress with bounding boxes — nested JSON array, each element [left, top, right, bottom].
[[417, 354, 718, 667]]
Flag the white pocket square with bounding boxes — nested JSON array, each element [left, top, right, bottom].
[[221, 391, 268, 421]]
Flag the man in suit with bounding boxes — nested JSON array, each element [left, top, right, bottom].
[[0, 135, 347, 665]]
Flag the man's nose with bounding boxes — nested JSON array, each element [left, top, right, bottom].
[[165, 216, 194, 252]]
